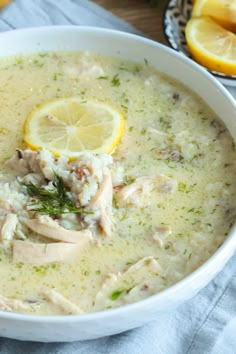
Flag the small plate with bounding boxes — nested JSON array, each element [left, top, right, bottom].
[[163, 0, 236, 87]]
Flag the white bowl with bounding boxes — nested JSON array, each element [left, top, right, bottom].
[[0, 26, 235, 342]]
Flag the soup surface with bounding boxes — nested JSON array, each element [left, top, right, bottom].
[[0, 51, 235, 315]]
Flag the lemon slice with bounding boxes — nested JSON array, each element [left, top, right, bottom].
[[185, 17, 236, 75], [192, 0, 236, 32], [24, 98, 125, 157]]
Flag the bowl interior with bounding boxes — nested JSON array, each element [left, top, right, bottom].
[[0, 26, 235, 342]]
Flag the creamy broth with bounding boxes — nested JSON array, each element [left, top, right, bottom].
[[0, 52, 235, 315]]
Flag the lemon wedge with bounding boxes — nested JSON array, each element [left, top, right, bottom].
[[24, 98, 125, 157], [192, 0, 236, 32], [0, 0, 11, 8], [185, 17, 236, 75]]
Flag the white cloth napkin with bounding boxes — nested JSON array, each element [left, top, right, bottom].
[[0, 1, 235, 353]]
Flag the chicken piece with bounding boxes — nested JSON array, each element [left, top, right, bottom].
[[37, 149, 67, 181], [0, 293, 31, 312], [5, 149, 40, 176], [0, 200, 14, 216], [69, 152, 113, 207], [125, 256, 162, 274], [24, 216, 93, 244], [13, 241, 89, 264], [42, 289, 83, 315], [94, 256, 162, 310], [152, 226, 172, 248], [0, 214, 18, 241], [21, 172, 44, 185], [116, 175, 177, 207], [63, 56, 104, 80], [85, 171, 113, 236]]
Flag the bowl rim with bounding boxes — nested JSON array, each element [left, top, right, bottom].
[[0, 25, 235, 324]]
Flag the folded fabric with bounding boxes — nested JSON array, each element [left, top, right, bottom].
[[0, 1, 235, 353], [0, 0, 141, 34]]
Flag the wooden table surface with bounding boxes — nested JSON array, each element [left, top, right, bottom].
[[93, 0, 168, 44]]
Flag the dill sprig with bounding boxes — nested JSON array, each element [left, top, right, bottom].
[[21, 173, 92, 216]]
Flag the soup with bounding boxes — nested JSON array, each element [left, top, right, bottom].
[[0, 52, 235, 315]]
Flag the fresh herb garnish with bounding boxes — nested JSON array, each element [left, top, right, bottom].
[[111, 74, 120, 87], [140, 128, 147, 135], [97, 75, 109, 80], [21, 173, 92, 216], [110, 290, 124, 301]]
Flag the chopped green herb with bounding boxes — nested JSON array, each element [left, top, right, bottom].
[[97, 76, 109, 80], [38, 53, 48, 58], [110, 290, 124, 301], [178, 182, 187, 192], [33, 265, 48, 275], [111, 74, 120, 87], [79, 90, 85, 96], [119, 67, 129, 72], [176, 233, 184, 238], [16, 262, 24, 269], [52, 73, 62, 81], [50, 263, 60, 270], [120, 210, 128, 221], [121, 104, 128, 111], [16, 57, 23, 65], [159, 116, 171, 131], [140, 128, 147, 135], [33, 59, 44, 68], [123, 176, 135, 186]]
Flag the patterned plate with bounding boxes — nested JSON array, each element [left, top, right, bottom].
[[163, 0, 236, 87]]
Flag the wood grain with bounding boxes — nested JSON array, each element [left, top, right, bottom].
[[93, 0, 168, 44]]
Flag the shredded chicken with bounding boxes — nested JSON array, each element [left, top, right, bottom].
[[24, 216, 93, 244], [0, 214, 18, 242], [85, 171, 113, 235], [63, 55, 104, 80], [152, 225, 172, 248], [6, 149, 40, 176], [0, 293, 32, 312], [116, 175, 177, 207], [125, 256, 162, 274], [13, 241, 89, 264], [42, 289, 83, 315], [4, 148, 114, 242], [94, 256, 162, 310], [0, 200, 14, 216]]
